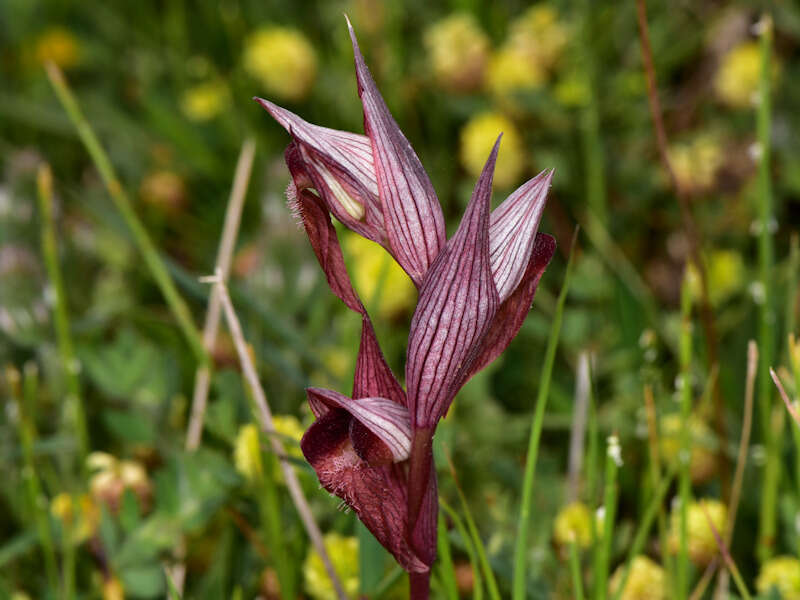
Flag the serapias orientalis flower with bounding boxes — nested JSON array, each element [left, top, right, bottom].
[[256, 17, 556, 597]]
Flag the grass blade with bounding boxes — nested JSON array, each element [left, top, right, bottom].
[[436, 511, 459, 600], [512, 228, 579, 600], [45, 62, 207, 366]]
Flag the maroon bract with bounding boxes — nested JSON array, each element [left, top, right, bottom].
[[257, 18, 556, 598]]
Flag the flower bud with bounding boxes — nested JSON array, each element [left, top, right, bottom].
[[553, 501, 594, 549]]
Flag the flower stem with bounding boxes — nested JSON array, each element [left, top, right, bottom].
[[410, 571, 431, 600], [677, 270, 693, 600], [755, 14, 777, 563]]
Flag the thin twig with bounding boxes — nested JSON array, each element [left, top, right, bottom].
[[567, 351, 590, 502], [716, 341, 757, 598], [186, 138, 256, 451], [208, 270, 347, 600], [701, 504, 752, 600], [634, 0, 727, 494], [771, 368, 800, 429]]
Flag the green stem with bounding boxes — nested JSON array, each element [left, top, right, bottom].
[[677, 271, 693, 600], [569, 541, 585, 600], [755, 14, 777, 563], [44, 63, 207, 366], [436, 511, 459, 600], [577, 0, 607, 225], [593, 437, 620, 600], [12, 366, 59, 591], [257, 452, 296, 600], [37, 165, 89, 466], [512, 231, 578, 600]]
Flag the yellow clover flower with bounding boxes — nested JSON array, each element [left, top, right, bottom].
[[344, 231, 417, 319], [666, 133, 724, 193], [460, 112, 524, 189], [424, 14, 490, 93], [686, 250, 745, 307], [669, 498, 727, 565], [506, 5, 569, 72], [609, 555, 667, 600], [243, 27, 317, 101], [485, 46, 546, 99], [757, 556, 800, 600], [234, 423, 264, 483], [271, 414, 305, 484], [50, 492, 99, 543], [553, 501, 594, 549], [180, 80, 230, 122], [303, 532, 359, 600], [714, 42, 764, 109], [34, 27, 81, 69], [659, 413, 717, 484]]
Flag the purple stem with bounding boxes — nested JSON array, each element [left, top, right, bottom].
[[408, 428, 434, 600], [409, 571, 431, 600]]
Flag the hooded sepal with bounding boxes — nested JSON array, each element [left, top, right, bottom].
[[347, 18, 446, 287], [306, 387, 411, 464], [405, 138, 502, 428], [300, 410, 428, 573], [258, 99, 387, 246]]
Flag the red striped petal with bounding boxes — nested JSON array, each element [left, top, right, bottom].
[[347, 19, 446, 287], [463, 233, 556, 383], [490, 169, 552, 302], [405, 138, 502, 428]]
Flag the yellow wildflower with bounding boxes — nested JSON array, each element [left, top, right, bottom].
[[243, 27, 317, 101], [506, 5, 569, 72], [34, 27, 81, 69], [686, 250, 745, 306], [485, 46, 546, 99], [667, 133, 724, 193], [714, 42, 766, 108], [234, 423, 264, 483], [669, 498, 727, 565], [460, 112, 524, 189], [424, 14, 489, 93], [609, 556, 666, 600], [303, 533, 359, 600], [757, 556, 800, 600], [553, 501, 594, 549], [344, 232, 416, 319], [139, 170, 187, 214], [271, 415, 305, 483], [659, 413, 717, 484], [554, 73, 590, 107], [50, 493, 99, 543], [102, 577, 125, 600], [180, 79, 230, 122]]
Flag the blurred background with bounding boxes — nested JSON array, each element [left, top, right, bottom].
[[2, 0, 800, 598]]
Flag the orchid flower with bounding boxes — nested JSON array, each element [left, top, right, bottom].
[[257, 19, 555, 598]]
